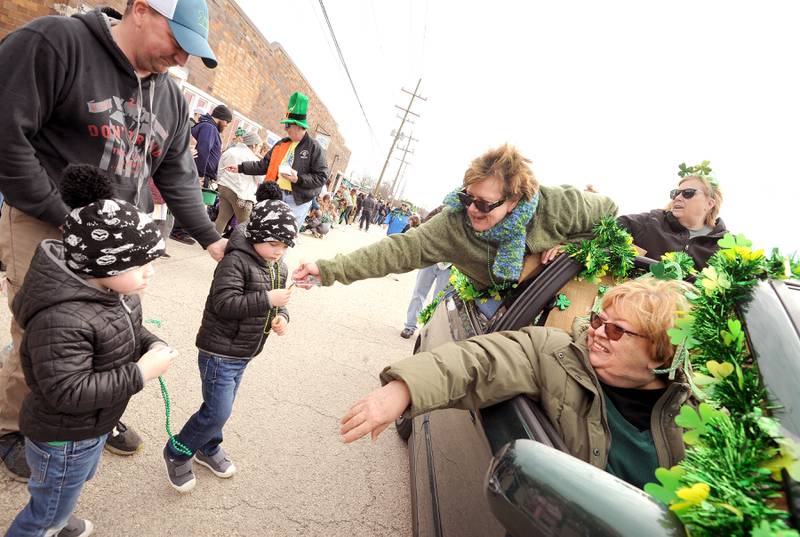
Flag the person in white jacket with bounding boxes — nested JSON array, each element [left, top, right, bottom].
[[215, 131, 264, 234]]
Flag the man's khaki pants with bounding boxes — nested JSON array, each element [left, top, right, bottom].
[[0, 206, 60, 436]]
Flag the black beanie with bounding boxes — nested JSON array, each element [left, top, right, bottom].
[[60, 165, 165, 277], [211, 104, 233, 122], [245, 182, 298, 247]]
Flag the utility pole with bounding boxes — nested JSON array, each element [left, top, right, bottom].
[[390, 163, 407, 200], [389, 131, 417, 202], [397, 173, 409, 201], [374, 78, 425, 194]]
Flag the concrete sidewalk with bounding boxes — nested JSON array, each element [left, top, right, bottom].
[[0, 223, 414, 536]]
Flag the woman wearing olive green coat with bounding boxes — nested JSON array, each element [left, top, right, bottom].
[[293, 145, 617, 291], [341, 279, 694, 489]]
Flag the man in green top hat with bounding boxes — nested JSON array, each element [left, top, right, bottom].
[[231, 92, 329, 227]]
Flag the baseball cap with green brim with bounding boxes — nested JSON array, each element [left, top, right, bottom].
[[148, 0, 217, 69]]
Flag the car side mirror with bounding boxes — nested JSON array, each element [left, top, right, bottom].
[[485, 440, 686, 537]]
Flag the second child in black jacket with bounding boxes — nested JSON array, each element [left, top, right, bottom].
[[163, 182, 298, 493]]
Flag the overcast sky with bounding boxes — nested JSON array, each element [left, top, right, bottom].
[[235, 0, 799, 254]]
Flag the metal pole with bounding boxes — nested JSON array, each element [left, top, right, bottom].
[[389, 132, 413, 202], [373, 78, 422, 194]]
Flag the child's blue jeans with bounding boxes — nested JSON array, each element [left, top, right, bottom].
[[6, 434, 107, 537], [167, 351, 249, 461]]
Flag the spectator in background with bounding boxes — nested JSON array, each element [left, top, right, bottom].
[[320, 193, 337, 222], [399, 207, 450, 339], [339, 188, 354, 225], [170, 104, 233, 245], [354, 192, 365, 224], [214, 131, 263, 235], [190, 106, 204, 129], [360, 193, 378, 231], [375, 199, 389, 225], [384, 203, 411, 235], [230, 92, 328, 226], [347, 188, 359, 224], [402, 214, 421, 233], [305, 208, 332, 238], [193, 104, 232, 189], [149, 179, 173, 258]]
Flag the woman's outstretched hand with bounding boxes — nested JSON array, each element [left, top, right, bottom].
[[292, 262, 320, 289], [340, 380, 411, 443]]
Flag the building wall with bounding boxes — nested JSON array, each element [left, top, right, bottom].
[[0, 0, 351, 177]]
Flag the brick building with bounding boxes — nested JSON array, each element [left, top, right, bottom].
[[0, 0, 351, 180]]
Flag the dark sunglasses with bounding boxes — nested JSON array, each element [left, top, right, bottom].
[[457, 190, 506, 213], [669, 188, 699, 200], [589, 311, 647, 341]]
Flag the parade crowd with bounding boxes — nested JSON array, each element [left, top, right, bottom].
[[0, 1, 732, 536]]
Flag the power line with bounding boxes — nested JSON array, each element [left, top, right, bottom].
[[317, 0, 377, 145]]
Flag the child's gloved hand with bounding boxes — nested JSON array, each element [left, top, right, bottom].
[[138, 345, 179, 381], [271, 315, 288, 336], [268, 287, 293, 307]]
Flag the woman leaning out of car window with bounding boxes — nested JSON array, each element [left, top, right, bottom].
[[340, 277, 695, 490], [292, 144, 618, 318]]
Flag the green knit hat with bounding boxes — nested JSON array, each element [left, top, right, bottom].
[[279, 92, 309, 129]]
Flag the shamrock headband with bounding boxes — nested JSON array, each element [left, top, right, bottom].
[[677, 160, 720, 188]]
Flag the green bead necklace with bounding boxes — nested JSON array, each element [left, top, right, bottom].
[[159, 376, 192, 456]]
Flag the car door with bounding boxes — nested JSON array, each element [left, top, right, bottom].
[[407, 255, 583, 537]]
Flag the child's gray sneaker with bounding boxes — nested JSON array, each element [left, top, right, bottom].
[[194, 448, 236, 478], [57, 515, 94, 537], [163, 444, 196, 493]]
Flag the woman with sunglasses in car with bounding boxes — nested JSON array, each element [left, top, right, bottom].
[[340, 277, 693, 490], [292, 144, 616, 304], [617, 173, 726, 269]]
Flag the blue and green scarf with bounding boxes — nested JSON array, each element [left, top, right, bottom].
[[443, 187, 540, 282]]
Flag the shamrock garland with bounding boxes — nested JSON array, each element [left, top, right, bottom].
[[563, 216, 639, 282], [642, 233, 800, 537], [417, 268, 516, 325]]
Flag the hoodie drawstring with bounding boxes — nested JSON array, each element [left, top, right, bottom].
[[130, 75, 156, 208]]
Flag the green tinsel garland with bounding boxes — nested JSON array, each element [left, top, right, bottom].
[[651, 251, 697, 281], [563, 216, 639, 282], [417, 268, 516, 326], [644, 233, 800, 537], [419, 217, 640, 326]]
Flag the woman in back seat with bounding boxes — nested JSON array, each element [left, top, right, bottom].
[[340, 277, 693, 490]]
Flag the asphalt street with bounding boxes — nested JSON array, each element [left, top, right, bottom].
[[0, 221, 415, 536]]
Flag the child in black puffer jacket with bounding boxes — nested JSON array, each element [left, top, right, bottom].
[[163, 182, 297, 493], [6, 165, 176, 536]]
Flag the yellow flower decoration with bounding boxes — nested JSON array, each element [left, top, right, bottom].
[[722, 247, 765, 262], [670, 482, 710, 511]]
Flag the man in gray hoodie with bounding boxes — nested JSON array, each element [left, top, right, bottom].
[[0, 0, 226, 485]]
